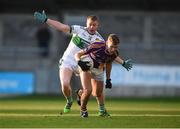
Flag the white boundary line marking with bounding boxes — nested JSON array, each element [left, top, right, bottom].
[[1, 128, 180, 129], [0, 113, 180, 117]]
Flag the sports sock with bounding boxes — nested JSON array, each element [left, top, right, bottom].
[[66, 96, 73, 103], [99, 104, 105, 112], [78, 89, 83, 96]]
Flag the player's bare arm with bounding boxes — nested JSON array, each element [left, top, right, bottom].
[[75, 50, 91, 71], [75, 50, 85, 61], [105, 62, 113, 89], [105, 63, 112, 80], [46, 19, 70, 33], [34, 10, 70, 33], [114, 56, 124, 64]]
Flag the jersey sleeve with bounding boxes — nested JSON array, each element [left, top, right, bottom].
[[70, 25, 83, 34], [83, 42, 105, 55], [95, 32, 105, 42], [107, 50, 119, 63]]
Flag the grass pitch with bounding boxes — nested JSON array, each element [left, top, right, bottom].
[[0, 95, 180, 128]]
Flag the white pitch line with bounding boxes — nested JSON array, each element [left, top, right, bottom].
[[0, 113, 180, 117]]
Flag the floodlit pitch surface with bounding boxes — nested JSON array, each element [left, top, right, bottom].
[[0, 95, 180, 128]]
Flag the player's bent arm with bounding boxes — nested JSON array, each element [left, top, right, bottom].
[[75, 50, 86, 61], [105, 63, 113, 89], [46, 19, 70, 33], [105, 63, 112, 80], [114, 56, 124, 64]]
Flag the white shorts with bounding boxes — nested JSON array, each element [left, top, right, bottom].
[[59, 53, 104, 81], [59, 56, 79, 75], [90, 68, 104, 81], [78, 67, 104, 81], [59, 42, 82, 74]]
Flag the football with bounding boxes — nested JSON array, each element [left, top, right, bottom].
[[80, 55, 94, 70]]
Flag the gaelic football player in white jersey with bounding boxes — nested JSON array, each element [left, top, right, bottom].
[[34, 11, 112, 116]]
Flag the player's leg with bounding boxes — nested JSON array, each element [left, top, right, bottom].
[[79, 71, 92, 117], [75, 88, 82, 106], [91, 79, 110, 117], [91, 79, 104, 104], [75, 81, 103, 106], [59, 68, 73, 113]]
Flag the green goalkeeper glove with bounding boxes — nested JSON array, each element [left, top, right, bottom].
[[34, 10, 47, 23], [122, 59, 133, 71]]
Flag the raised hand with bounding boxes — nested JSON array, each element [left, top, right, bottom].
[[34, 10, 48, 23]]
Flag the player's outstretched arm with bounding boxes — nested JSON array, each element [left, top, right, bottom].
[[34, 10, 70, 33], [46, 19, 70, 33], [115, 56, 133, 71]]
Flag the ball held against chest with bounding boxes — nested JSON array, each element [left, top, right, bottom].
[[80, 55, 94, 70]]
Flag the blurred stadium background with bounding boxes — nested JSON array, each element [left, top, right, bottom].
[[0, 0, 180, 97]]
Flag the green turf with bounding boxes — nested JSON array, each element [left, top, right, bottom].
[[0, 95, 180, 128]]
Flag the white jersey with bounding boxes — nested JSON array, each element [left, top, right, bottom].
[[59, 25, 104, 72]]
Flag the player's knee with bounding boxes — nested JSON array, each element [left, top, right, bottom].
[[92, 91, 96, 97], [83, 89, 92, 96], [92, 91, 101, 97], [61, 79, 71, 88], [96, 93, 102, 97]]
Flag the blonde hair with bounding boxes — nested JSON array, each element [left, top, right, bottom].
[[108, 34, 120, 45], [87, 15, 99, 22]]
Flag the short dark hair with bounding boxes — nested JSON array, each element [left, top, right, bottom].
[[108, 34, 120, 45], [87, 15, 99, 22]]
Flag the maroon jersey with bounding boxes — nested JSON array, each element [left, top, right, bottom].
[[83, 41, 119, 68]]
